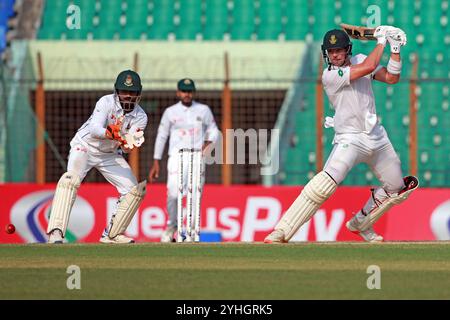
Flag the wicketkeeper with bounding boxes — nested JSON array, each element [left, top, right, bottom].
[[149, 78, 219, 242], [47, 70, 148, 244], [265, 26, 418, 243]]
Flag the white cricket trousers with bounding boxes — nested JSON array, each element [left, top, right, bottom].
[[67, 142, 138, 195], [323, 125, 404, 193]]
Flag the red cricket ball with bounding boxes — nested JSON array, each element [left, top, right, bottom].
[[5, 224, 15, 234]]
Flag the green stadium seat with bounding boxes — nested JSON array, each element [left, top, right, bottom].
[[66, 28, 91, 40], [202, 27, 227, 40], [37, 27, 64, 40], [147, 25, 171, 40], [284, 1, 309, 40], [257, 25, 281, 40], [232, 0, 255, 24], [230, 0, 255, 39], [150, 1, 174, 26], [230, 26, 254, 40], [176, 1, 202, 40], [338, 3, 364, 25], [92, 27, 118, 40], [203, 0, 228, 39], [258, 0, 282, 40], [98, 0, 123, 29], [126, 4, 150, 29], [119, 26, 147, 40], [205, 0, 228, 23], [284, 25, 309, 40], [147, 0, 174, 39], [178, 0, 202, 27], [127, 0, 149, 9], [175, 27, 200, 40]]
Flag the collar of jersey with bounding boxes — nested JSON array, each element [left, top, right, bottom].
[[178, 101, 196, 110]]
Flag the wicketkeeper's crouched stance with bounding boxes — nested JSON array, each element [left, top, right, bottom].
[[47, 70, 148, 244], [265, 26, 418, 243]]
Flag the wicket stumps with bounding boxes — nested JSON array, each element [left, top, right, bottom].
[[177, 148, 203, 242]]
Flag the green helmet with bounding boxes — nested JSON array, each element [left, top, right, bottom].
[[321, 29, 352, 67], [114, 70, 142, 92], [114, 70, 142, 112]]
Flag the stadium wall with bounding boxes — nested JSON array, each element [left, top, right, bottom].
[[1, 183, 449, 243]]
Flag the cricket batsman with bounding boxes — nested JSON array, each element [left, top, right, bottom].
[[265, 26, 419, 243], [47, 70, 148, 244]]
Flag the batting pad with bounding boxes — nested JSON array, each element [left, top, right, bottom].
[[276, 171, 337, 241], [108, 181, 146, 238], [359, 176, 419, 231], [47, 171, 81, 235]]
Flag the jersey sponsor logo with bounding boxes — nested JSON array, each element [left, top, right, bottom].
[[10, 191, 95, 243], [430, 199, 450, 240]]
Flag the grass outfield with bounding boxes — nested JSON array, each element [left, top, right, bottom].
[[0, 242, 449, 300]]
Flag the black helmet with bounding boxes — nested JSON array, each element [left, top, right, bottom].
[[114, 70, 142, 112], [321, 29, 352, 67]]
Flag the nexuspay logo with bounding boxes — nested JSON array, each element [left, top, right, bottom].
[[10, 191, 95, 243], [430, 199, 450, 240]]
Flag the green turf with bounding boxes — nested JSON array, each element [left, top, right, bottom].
[[1, 242, 449, 299]]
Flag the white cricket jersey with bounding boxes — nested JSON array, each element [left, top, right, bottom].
[[72, 93, 148, 154], [153, 101, 219, 159], [322, 54, 383, 134]]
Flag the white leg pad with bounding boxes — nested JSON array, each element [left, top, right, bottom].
[[108, 181, 146, 238], [359, 176, 419, 231], [275, 171, 337, 241], [47, 172, 81, 236]]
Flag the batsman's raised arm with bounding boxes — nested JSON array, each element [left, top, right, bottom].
[[374, 28, 406, 84]]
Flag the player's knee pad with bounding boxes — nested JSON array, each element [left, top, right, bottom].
[[108, 181, 146, 238], [47, 171, 81, 235], [359, 176, 419, 231], [276, 171, 337, 241]]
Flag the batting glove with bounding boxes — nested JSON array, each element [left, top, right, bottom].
[[387, 30, 407, 54], [374, 25, 397, 46]]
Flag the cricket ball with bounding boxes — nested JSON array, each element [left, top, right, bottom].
[[5, 224, 15, 234]]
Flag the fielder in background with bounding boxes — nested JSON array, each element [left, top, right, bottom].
[[265, 26, 419, 243], [149, 78, 219, 242], [47, 70, 148, 244]]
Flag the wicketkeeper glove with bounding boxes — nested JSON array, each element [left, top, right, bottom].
[[123, 130, 145, 149], [105, 124, 126, 144]]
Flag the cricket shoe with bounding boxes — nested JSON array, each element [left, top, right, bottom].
[[100, 234, 135, 244], [160, 226, 176, 243], [346, 216, 383, 243], [48, 229, 64, 244], [264, 229, 288, 243]]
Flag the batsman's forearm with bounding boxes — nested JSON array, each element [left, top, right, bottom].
[[390, 52, 400, 62], [365, 44, 385, 69]]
